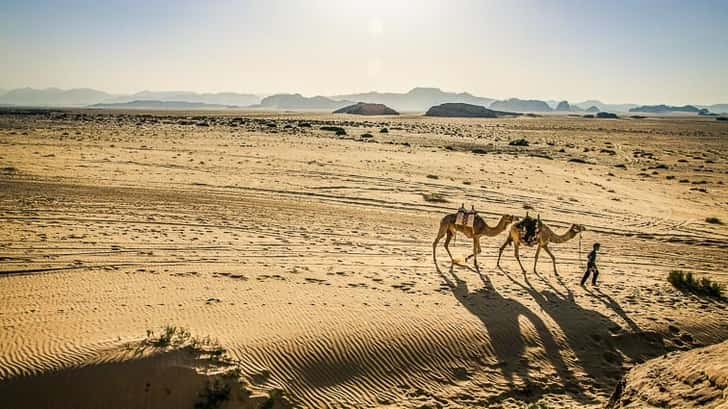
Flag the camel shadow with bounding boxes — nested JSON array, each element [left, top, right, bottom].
[[498, 267, 667, 395], [438, 264, 589, 404]]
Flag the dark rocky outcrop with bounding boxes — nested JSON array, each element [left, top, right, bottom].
[[596, 112, 618, 119], [333, 102, 399, 115], [424, 103, 518, 118]]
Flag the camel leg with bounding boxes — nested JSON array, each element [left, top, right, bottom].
[[543, 245, 558, 275], [533, 245, 541, 273], [432, 223, 448, 267], [472, 238, 480, 273], [514, 242, 526, 273], [497, 237, 511, 268], [465, 237, 481, 261], [443, 230, 455, 264]]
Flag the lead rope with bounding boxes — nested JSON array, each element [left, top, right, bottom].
[[578, 231, 583, 270]]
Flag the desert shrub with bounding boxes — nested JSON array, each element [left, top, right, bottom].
[[320, 126, 346, 135], [421, 192, 448, 203], [509, 138, 529, 146], [144, 325, 191, 347], [360, 133, 373, 138], [426, 174, 439, 179], [705, 217, 723, 225], [380, 127, 388, 133], [668, 271, 723, 298]]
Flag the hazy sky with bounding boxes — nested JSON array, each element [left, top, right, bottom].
[[2, 0, 727, 104]]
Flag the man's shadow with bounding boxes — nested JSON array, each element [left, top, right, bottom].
[[437, 264, 588, 404]]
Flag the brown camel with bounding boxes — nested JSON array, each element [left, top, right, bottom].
[[497, 214, 585, 274], [433, 213, 518, 272]]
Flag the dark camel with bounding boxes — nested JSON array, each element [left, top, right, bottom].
[[497, 214, 585, 274]]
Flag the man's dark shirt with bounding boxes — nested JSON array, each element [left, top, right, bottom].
[[587, 250, 597, 266]]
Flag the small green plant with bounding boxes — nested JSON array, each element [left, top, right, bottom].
[[705, 217, 723, 225], [144, 325, 192, 347], [668, 271, 723, 298]]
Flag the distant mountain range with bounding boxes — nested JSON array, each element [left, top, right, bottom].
[[332, 87, 494, 112], [0, 88, 259, 108], [90, 100, 239, 109], [0, 87, 726, 114], [490, 98, 553, 112], [0, 87, 113, 106], [629, 104, 700, 114], [252, 94, 352, 110], [570, 100, 639, 113], [106, 91, 259, 107]]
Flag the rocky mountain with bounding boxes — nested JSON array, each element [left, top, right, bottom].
[[489, 98, 552, 112], [424, 103, 518, 118], [574, 100, 639, 112], [254, 94, 351, 110], [90, 100, 238, 109], [555, 101, 571, 111], [333, 102, 398, 115], [0, 87, 113, 106], [585, 105, 600, 113], [701, 104, 728, 114], [629, 104, 700, 114], [331, 87, 494, 112]]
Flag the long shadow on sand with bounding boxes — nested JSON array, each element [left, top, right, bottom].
[[437, 265, 589, 404], [499, 267, 666, 396], [438, 261, 669, 404]]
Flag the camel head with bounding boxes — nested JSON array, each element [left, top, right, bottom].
[[502, 214, 519, 224], [572, 224, 586, 233]]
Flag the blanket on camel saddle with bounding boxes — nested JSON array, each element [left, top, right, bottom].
[[455, 205, 477, 228], [516, 215, 540, 246]]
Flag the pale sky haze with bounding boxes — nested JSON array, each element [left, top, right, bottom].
[[1, 0, 727, 104]]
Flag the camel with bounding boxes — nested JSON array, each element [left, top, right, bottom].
[[433, 212, 518, 273], [497, 214, 585, 274]]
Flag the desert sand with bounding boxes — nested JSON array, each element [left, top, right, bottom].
[[1, 109, 727, 408]]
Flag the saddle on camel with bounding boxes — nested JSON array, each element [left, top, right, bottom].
[[516, 212, 541, 246], [455, 203, 477, 228]]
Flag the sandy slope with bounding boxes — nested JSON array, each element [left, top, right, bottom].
[[607, 339, 728, 408], [1, 110, 727, 408]]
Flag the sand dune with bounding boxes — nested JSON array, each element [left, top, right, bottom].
[[607, 339, 728, 408], [1, 110, 727, 407]]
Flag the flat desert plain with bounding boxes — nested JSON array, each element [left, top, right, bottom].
[[1, 110, 727, 408]]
